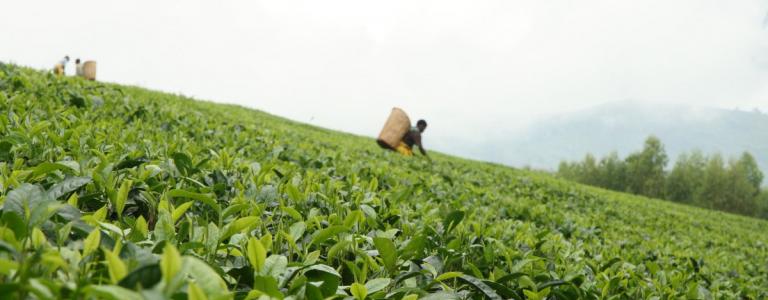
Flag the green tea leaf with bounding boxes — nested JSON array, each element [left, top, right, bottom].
[[435, 272, 463, 282], [30, 228, 47, 248], [206, 223, 219, 254], [4, 184, 56, 226], [66, 192, 78, 207], [171, 152, 195, 175], [304, 251, 321, 265], [219, 216, 259, 242], [261, 255, 287, 277], [115, 179, 132, 218], [247, 237, 267, 272], [310, 225, 348, 247], [0, 258, 19, 275], [364, 277, 391, 294], [260, 232, 273, 251], [459, 274, 502, 300], [167, 189, 220, 217], [26, 162, 76, 180], [47, 176, 91, 200], [343, 210, 364, 227], [304, 264, 341, 297], [118, 264, 162, 290], [161, 243, 181, 284], [135, 216, 148, 238], [281, 205, 303, 221], [443, 210, 465, 233], [288, 221, 306, 242], [373, 237, 397, 274], [182, 257, 229, 296], [350, 282, 367, 300], [83, 229, 101, 257], [253, 275, 284, 299], [83, 285, 143, 300], [188, 282, 208, 300], [0, 141, 12, 162], [285, 183, 302, 202], [172, 201, 194, 223], [103, 248, 127, 283]]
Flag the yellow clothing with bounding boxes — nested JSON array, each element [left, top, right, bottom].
[[395, 141, 413, 156], [54, 64, 64, 76]]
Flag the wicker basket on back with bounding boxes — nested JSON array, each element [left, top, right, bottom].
[[83, 61, 97, 81], [377, 107, 411, 149]]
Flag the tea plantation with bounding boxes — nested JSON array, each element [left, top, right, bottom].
[[0, 63, 766, 299]]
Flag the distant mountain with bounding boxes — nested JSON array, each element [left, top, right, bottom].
[[483, 101, 768, 173]]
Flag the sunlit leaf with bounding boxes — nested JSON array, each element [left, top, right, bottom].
[[161, 243, 181, 284]]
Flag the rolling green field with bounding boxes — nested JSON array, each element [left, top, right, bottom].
[[0, 63, 766, 299]]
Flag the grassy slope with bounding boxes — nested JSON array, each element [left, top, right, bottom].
[[1, 63, 767, 299]]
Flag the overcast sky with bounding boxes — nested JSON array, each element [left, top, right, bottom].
[[2, 0, 768, 158]]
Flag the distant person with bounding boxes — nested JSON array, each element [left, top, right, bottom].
[[75, 58, 84, 77], [54, 55, 69, 76], [396, 119, 429, 158]]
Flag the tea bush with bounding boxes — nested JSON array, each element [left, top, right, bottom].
[[0, 63, 766, 299]]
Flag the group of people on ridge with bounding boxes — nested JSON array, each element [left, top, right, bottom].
[[54, 55, 86, 77]]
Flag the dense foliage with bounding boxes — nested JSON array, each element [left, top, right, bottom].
[[558, 136, 768, 218], [1, 63, 767, 299]]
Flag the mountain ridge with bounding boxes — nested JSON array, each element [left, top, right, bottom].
[[485, 101, 768, 173]]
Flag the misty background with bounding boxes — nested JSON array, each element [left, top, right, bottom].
[[2, 0, 768, 170]]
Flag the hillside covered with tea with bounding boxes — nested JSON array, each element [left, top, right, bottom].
[[0, 63, 767, 299]]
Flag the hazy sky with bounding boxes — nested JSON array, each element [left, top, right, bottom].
[[2, 1, 768, 158]]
